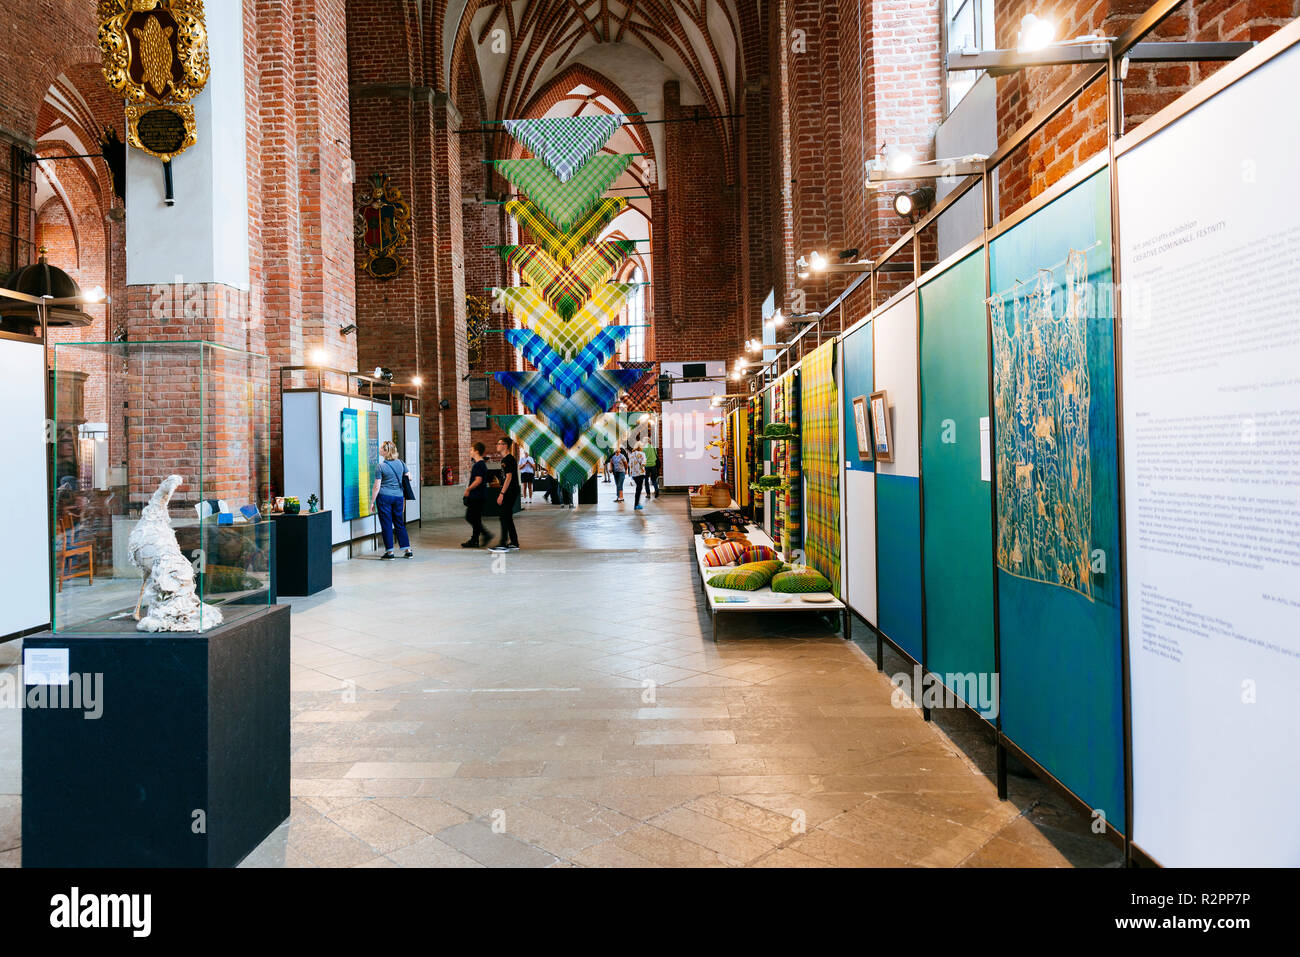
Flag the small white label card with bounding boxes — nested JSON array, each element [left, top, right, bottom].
[[25, 648, 70, 686], [979, 417, 992, 482]]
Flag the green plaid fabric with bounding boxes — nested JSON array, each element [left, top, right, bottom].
[[499, 412, 645, 489], [500, 282, 635, 359], [493, 156, 633, 233], [501, 116, 624, 182], [494, 369, 648, 446], [799, 340, 840, 597], [505, 198, 626, 267], [497, 240, 636, 321]]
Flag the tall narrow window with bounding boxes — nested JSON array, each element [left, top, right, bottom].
[[624, 266, 646, 362]]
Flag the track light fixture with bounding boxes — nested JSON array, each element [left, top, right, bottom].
[[894, 187, 935, 222]]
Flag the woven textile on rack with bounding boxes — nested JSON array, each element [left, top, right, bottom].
[[500, 282, 635, 359], [493, 156, 633, 232], [782, 369, 803, 559], [501, 115, 624, 182], [497, 241, 637, 321], [505, 198, 626, 267], [494, 369, 648, 446], [735, 406, 750, 509], [618, 361, 659, 411], [504, 327, 630, 397], [498, 412, 643, 489], [770, 382, 785, 547], [799, 340, 840, 596]]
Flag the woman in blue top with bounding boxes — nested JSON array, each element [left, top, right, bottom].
[[370, 441, 413, 560]]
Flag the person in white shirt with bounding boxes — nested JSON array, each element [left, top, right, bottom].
[[628, 444, 648, 510], [518, 449, 535, 503], [610, 448, 629, 502]]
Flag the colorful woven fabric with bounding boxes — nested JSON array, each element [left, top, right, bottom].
[[504, 327, 630, 397], [501, 282, 634, 358], [505, 198, 626, 267], [780, 370, 803, 560], [501, 115, 624, 182], [499, 413, 644, 489], [497, 241, 636, 321], [738, 545, 777, 564], [771, 568, 833, 593], [800, 340, 840, 596], [494, 369, 648, 446], [703, 541, 747, 567], [619, 360, 659, 412], [493, 155, 633, 233], [707, 567, 769, 591]]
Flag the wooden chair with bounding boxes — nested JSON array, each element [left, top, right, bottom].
[[56, 513, 94, 592]]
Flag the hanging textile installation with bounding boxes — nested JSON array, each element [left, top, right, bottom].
[[488, 114, 648, 487], [783, 369, 803, 559], [497, 241, 638, 320], [800, 341, 840, 596], [493, 155, 634, 232], [501, 115, 625, 181]]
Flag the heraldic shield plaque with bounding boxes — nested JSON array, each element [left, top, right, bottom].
[[355, 173, 412, 280]]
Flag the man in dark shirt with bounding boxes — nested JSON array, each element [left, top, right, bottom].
[[462, 441, 492, 548], [494, 437, 521, 550]]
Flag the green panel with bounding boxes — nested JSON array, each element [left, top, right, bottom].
[[919, 251, 996, 717]]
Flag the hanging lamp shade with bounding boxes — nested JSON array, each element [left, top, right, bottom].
[[0, 248, 97, 331]]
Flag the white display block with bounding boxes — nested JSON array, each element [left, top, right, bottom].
[[1118, 39, 1300, 866], [0, 338, 51, 637], [843, 469, 877, 627]]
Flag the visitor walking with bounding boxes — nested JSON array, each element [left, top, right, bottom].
[[370, 440, 413, 559], [461, 441, 492, 548], [610, 447, 628, 502], [629, 443, 648, 510], [644, 442, 661, 498], [519, 448, 535, 503], [494, 438, 521, 550]]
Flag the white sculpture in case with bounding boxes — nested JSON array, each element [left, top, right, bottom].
[[129, 474, 223, 632]]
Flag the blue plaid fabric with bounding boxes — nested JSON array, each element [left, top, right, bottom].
[[494, 369, 648, 446], [504, 327, 631, 397]]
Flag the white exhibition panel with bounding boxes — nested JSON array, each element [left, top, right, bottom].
[[843, 469, 878, 626], [402, 415, 421, 523], [871, 292, 920, 480], [282, 392, 322, 508], [1119, 40, 1300, 866], [662, 397, 724, 488], [0, 339, 51, 636]]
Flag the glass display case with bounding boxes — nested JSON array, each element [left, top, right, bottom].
[[51, 341, 272, 633]]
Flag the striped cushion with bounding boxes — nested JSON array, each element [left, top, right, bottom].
[[739, 545, 778, 564], [703, 541, 747, 567]]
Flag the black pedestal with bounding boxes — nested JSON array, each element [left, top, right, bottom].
[[22, 604, 291, 867], [579, 475, 599, 505], [271, 509, 332, 596]]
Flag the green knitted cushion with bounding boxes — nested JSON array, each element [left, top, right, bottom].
[[771, 568, 833, 593], [707, 568, 768, 591]]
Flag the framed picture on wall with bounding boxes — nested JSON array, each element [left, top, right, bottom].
[[468, 377, 490, 402], [870, 390, 893, 463], [470, 408, 489, 430], [852, 395, 873, 462]]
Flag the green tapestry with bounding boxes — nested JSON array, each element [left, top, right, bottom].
[[494, 155, 634, 232]]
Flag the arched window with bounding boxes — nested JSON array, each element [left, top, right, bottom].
[[624, 266, 646, 361]]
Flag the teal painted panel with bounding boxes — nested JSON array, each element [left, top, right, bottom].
[[840, 323, 875, 473], [919, 251, 996, 717], [876, 473, 922, 662], [988, 169, 1124, 833]]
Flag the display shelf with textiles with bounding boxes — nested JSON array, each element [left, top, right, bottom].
[[692, 526, 848, 641]]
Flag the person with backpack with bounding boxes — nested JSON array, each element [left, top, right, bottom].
[[370, 441, 413, 559]]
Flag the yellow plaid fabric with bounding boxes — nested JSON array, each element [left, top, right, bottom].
[[501, 282, 635, 359], [505, 198, 626, 267]]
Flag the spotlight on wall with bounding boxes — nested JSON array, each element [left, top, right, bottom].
[[1018, 13, 1056, 52], [412, 375, 424, 387], [82, 285, 107, 304], [795, 256, 810, 280], [771, 309, 785, 327], [808, 250, 828, 273], [339, 323, 357, 336], [883, 145, 914, 174], [372, 366, 394, 383], [310, 348, 328, 366], [438, 398, 451, 411], [894, 187, 936, 222]]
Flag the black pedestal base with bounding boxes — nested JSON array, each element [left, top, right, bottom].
[[22, 604, 291, 867]]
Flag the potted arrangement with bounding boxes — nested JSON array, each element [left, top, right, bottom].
[[307, 494, 319, 514], [283, 496, 301, 515]]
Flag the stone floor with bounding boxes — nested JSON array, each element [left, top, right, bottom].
[[0, 482, 1122, 868]]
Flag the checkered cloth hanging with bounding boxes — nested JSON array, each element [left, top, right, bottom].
[[504, 327, 631, 397], [501, 115, 625, 182], [493, 156, 633, 233], [496, 240, 636, 321], [500, 282, 635, 359], [618, 360, 659, 411], [494, 369, 649, 446], [505, 198, 626, 267], [799, 341, 840, 596], [498, 412, 645, 489]]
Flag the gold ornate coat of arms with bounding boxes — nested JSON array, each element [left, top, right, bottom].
[[355, 174, 412, 280], [98, 1, 210, 163]]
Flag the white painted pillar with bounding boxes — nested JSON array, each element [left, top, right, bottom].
[[125, 1, 249, 289]]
